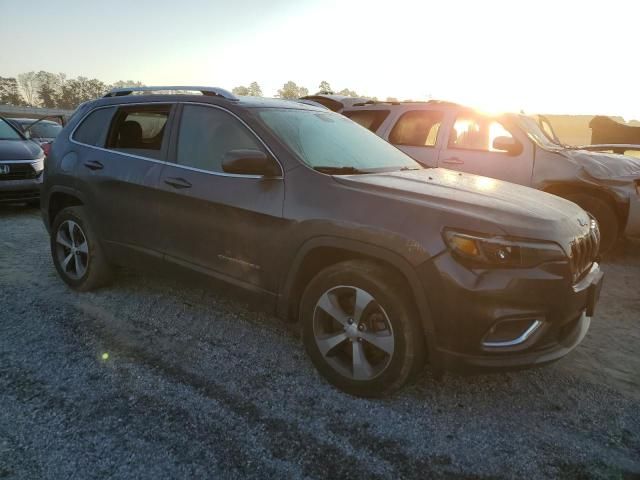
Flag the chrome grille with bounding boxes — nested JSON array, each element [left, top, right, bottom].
[[569, 219, 600, 282], [0, 162, 40, 181]]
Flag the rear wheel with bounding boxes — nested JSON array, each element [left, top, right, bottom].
[[51, 206, 113, 291], [565, 193, 619, 254], [301, 260, 425, 397]]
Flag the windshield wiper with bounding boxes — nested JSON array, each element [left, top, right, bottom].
[[313, 166, 369, 174]]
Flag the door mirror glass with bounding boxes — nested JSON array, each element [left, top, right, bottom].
[[222, 150, 280, 177], [492, 136, 522, 155]]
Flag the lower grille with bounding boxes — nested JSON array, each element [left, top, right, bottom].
[[569, 219, 600, 281]]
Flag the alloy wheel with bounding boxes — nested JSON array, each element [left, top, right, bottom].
[[313, 285, 395, 381], [55, 220, 89, 280]]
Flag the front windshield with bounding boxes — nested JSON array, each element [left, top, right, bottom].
[[516, 115, 562, 149], [256, 108, 421, 172], [30, 122, 62, 139], [0, 119, 23, 140]]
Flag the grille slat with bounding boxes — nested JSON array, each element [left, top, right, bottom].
[[569, 222, 600, 282], [0, 163, 39, 181]]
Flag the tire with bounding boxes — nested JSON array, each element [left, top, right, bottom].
[[564, 193, 619, 254], [300, 260, 426, 397], [50, 206, 113, 291]]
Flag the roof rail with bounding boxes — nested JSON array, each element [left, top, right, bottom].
[[103, 86, 239, 101]]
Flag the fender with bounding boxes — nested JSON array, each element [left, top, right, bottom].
[[42, 185, 88, 232], [278, 235, 437, 338]]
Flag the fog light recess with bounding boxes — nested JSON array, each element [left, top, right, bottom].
[[482, 318, 542, 348]]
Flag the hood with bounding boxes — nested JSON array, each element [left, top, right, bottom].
[[0, 139, 43, 161], [561, 148, 640, 180], [334, 168, 590, 244]]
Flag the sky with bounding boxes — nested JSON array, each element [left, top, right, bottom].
[[1, 0, 638, 119]]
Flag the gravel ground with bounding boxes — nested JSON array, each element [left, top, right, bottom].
[[1, 204, 639, 479]]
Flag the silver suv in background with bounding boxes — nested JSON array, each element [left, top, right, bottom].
[[304, 95, 640, 252]]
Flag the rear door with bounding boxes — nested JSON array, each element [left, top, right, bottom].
[[71, 103, 174, 259], [437, 112, 534, 186], [155, 103, 285, 293]]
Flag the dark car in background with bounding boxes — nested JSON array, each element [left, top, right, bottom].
[[7, 117, 64, 157], [0, 117, 45, 205], [41, 86, 603, 396]]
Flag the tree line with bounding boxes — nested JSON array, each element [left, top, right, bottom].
[[0, 72, 145, 110], [1, 72, 380, 110], [232, 80, 374, 100]]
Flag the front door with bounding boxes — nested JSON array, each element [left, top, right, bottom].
[[437, 112, 534, 186], [156, 103, 285, 293]]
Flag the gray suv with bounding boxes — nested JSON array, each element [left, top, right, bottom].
[[305, 95, 640, 252], [41, 86, 603, 396]]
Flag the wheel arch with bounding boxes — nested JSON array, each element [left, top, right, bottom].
[[279, 236, 435, 338], [46, 186, 86, 231]]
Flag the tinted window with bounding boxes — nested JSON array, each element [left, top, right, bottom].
[[106, 106, 171, 159], [257, 108, 420, 172], [0, 119, 22, 140], [73, 107, 116, 146], [389, 110, 443, 147], [343, 110, 389, 132], [450, 114, 514, 152], [176, 105, 264, 173]]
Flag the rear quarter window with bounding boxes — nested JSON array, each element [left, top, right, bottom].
[[343, 110, 389, 132], [72, 107, 116, 147], [389, 110, 443, 147]]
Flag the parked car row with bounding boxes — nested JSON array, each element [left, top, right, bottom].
[[38, 86, 605, 396], [302, 95, 640, 253]]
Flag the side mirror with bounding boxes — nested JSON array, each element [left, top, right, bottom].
[[492, 136, 522, 155], [23, 129, 31, 139], [222, 150, 280, 177]]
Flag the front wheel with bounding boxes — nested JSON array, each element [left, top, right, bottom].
[[300, 260, 425, 397], [50, 206, 113, 291]]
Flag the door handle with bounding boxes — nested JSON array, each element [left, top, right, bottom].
[[441, 157, 464, 165], [84, 160, 104, 170], [164, 177, 192, 189]]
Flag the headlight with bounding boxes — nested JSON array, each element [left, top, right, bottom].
[[443, 229, 566, 268], [31, 158, 45, 172]]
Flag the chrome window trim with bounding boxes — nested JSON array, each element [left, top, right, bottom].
[[482, 319, 542, 348], [68, 101, 284, 180]]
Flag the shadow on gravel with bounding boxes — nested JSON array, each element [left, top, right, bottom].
[[64, 289, 481, 479], [0, 203, 40, 218]]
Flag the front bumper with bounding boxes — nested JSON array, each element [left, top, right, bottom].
[[0, 177, 42, 203], [419, 252, 603, 373], [624, 192, 640, 237]]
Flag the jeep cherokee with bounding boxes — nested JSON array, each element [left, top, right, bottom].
[[41, 86, 603, 397]]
